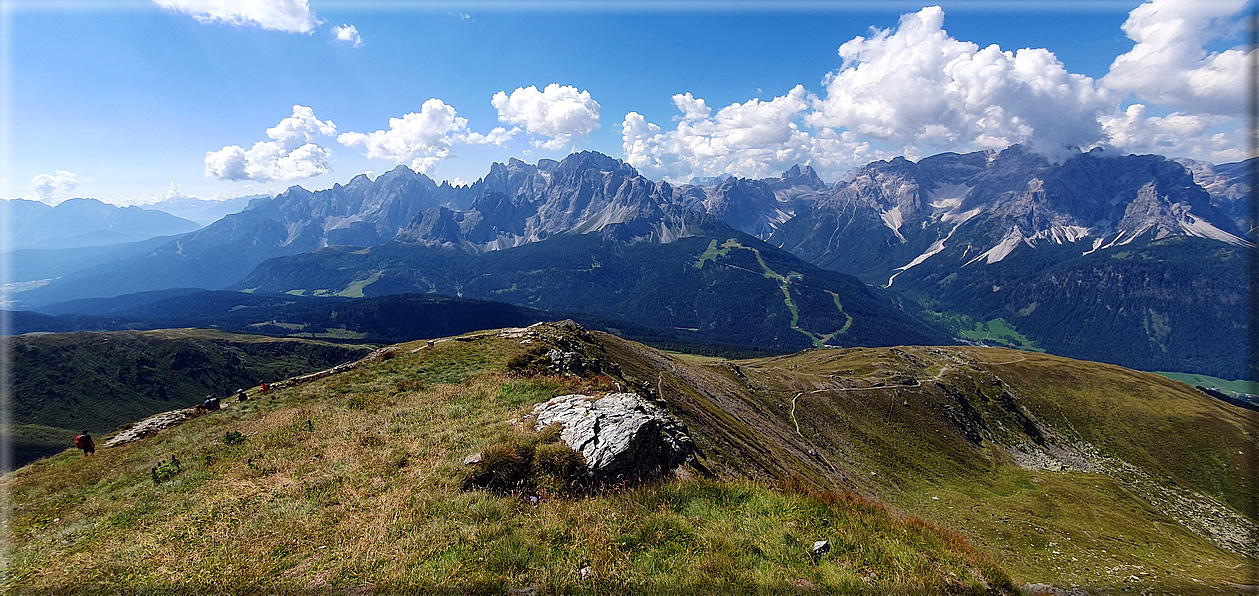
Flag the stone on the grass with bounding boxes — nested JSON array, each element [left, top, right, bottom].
[[531, 392, 694, 483]]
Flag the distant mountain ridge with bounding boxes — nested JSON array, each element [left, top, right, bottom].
[[767, 146, 1247, 284], [145, 193, 261, 226], [12, 147, 1252, 377], [3, 198, 201, 250]]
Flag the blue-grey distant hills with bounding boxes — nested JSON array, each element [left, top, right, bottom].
[[4, 198, 201, 250], [13, 147, 1252, 377], [10, 167, 470, 307], [145, 193, 262, 226]]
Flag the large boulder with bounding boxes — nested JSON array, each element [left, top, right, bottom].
[[531, 392, 694, 483]]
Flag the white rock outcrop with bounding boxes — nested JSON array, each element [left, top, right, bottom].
[[531, 392, 694, 483]]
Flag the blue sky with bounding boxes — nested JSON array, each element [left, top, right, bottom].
[[2, 0, 1253, 206]]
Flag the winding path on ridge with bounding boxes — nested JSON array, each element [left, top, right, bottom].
[[785, 349, 1028, 439]]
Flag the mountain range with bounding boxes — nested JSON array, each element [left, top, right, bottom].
[[9, 147, 1252, 378], [3, 198, 201, 251]]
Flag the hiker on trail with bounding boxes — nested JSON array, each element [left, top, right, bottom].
[[236, 388, 248, 402], [260, 381, 270, 394], [74, 432, 95, 456], [203, 395, 221, 411]]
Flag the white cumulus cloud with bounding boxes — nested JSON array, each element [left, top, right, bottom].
[[1101, 104, 1245, 163], [30, 170, 81, 204], [205, 105, 337, 182], [1102, 0, 1252, 116], [807, 6, 1112, 157], [622, 86, 889, 182], [621, 6, 1135, 182], [492, 84, 601, 150], [338, 99, 515, 174], [152, 0, 320, 33], [333, 24, 362, 48]]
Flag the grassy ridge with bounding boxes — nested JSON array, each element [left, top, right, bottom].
[[6, 329, 371, 469], [595, 336, 1257, 591], [8, 325, 1253, 592], [4, 329, 1012, 593]]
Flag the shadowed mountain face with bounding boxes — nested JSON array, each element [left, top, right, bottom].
[[234, 223, 952, 352], [11, 167, 467, 307]]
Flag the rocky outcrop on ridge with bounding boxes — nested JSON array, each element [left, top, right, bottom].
[[530, 392, 694, 483]]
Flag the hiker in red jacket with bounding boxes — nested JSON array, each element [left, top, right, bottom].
[[74, 432, 95, 456]]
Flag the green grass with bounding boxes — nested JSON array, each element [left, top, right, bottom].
[[12, 324, 1253, 593], [336, 270, 384, 298], [4, 328, 1013, 594], [900, 467, 1249, 592], [692, 238, 731, 269], [1154, 371, 1259, 396], [958, 318, 1044, 352], [8, 329, 372, 469], [289, 327, 370, 340], [649, 342, 1257, 591], [251, 320, 307, 330]]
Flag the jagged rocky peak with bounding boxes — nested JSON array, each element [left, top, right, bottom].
[[779, 164, 825, 187], [553, 150, 639, 178]]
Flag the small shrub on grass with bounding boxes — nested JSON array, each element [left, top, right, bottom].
[[151, 460, 181, 484], [462, 427, 588, 496], [532, 442, 587, 495], [587, 375, 620, 392], [222, 431, 246, 445], [463, 440, 533, 492], [506, 347, 552, 376], [393, 379, 425, 394]]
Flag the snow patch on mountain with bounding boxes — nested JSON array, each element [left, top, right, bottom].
[[1041, 225, 1089, 244], [1179, 214, 1250, 246], [887, 222, 967, 286], [926, 183, 982, 226], [1082, 237, 1105, 256], [967, 226, 1032, 265], [927, 183, 971, 210], [881, 206, 907, 243], [964, 224, 1094, 266]]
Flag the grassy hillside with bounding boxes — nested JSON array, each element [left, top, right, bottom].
[[5, 323, 1253, 592], [4, 325, 1011, 593], [594, 333, 1259, 591], [6, 329, 371, 469]]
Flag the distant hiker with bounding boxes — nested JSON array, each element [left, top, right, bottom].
[[74, 432, 95, 456], [236, 389, 249, 402], [203, 395, 221, 411], [260, 381, 270, 394]]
